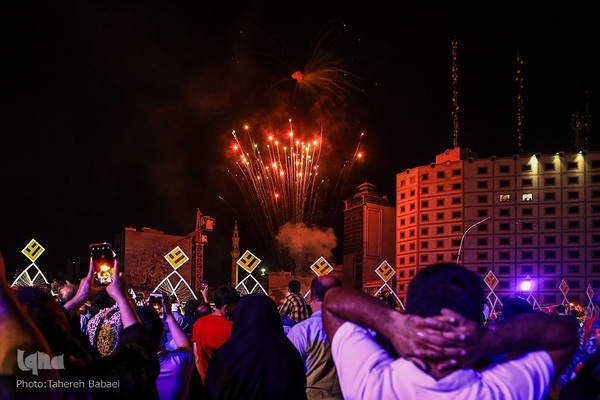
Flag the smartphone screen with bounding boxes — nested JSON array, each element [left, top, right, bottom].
[[149, 293, 164, 317], [90, 243, 114, 285]]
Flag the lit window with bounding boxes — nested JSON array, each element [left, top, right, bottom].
[[499, 194, 510, 202], [522, 193, 533, 202]]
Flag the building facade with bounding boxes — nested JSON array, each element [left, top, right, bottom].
[[396, 148, 600, 308], [343, 182, 396, 293]]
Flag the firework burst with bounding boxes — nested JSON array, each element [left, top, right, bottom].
[[228, 120, 364, 271]]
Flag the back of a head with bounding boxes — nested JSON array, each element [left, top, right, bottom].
[[406, 263, 485, 323], [57, 283, 77, 304], [310, 275, 341, 302], [214, 285, 241, 308], [288, 280, 301, 294], [231, 294, 283, 337], [501, 297, 533, 320], [136, 305, 164, 351], [195, 302, 213, 319]]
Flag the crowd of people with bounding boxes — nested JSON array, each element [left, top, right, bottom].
[[1, 254, 599, 400]]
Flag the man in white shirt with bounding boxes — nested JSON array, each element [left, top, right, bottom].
[[288, 275, 342, 400], [323, 262, 578, 400]]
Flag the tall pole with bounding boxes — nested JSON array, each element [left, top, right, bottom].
[[192, 209, 205, 292], [516, 53, 525, 155]]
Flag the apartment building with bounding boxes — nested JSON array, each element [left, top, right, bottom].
[[396, 147, 600, 307]]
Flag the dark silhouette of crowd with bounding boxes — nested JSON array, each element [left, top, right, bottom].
[[1, 254, 598, 400]]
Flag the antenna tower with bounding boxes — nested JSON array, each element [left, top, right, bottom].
[[451, 37, 459, 148], [516, 53, 525, 154]]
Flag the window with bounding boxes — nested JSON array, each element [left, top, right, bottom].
[[477, 210, 488, 217], [477, 267, 487, 274], [593, 190, 600, 198], [499, 194, 510, 202], [477, 252, 488, 260], [452, 197, 461, 204], [567, 250, 580, 259], [545, 178, 556, 185], [410, 203, 415, 210], [499, 252, 510, 260], [567, 162, 578, 169], [522, 179, 533, 186], [522, 193, 533, 201], [422, 174, 429, 180], [567, 191, 579, 199], [545, 222, 556, 229], [544, 265, 556, 274], [522, 251, 533, 259], [499, 237, 510, 245], [545, 295, 557, 304], [436, 227, 444, 234], [499, 180, 510, 188], [568, 265, 580, 273], [522, 266, 533, 274], [522, 165, 532, 172], [567, 236, 580, 244], [477, 181, 488, 189], [400, 206, 405, 212], [421, 214, 429, 221], [452, 183, 461, 190], [452, 239, 461, 246], [421, 241, 428, 249], [436, 255, 444, 261], [452, 225, 461, 232], [400, 193, 406, 199], [477, 238, 488, 245], [522, 222, 533, 230], [568, 280, 580, 289], [409, 243, 415, 250], [568, 176, 579, 184], [522, 237, 533, 245], [593, 235, 600, 243], [452, 169, 461, 176], [437, 199, 444, 206], [421, 228, 428, 235], [522, 208, 533, 215], [420, 255, 428, 262], [544, 192, 556, 201], [499, 223, 510, 231], [499, 266, 510, 274], [437, 185, 444, 192], [499, 209, 510, 216], [436, 240, 444, 248], [421, 187, 429, 194], [567, 206, 579, 214], [545, 207, 556, 215], [422, 201, 429, 207], [477, 195, 488, 203], [410, 216, 415, 223], [544, 163, 555, 171], [544, 250, 557, 259], [437, 213, 444, 220], [544, 236, 556, 244], [410, 190, 415, 197], [437, 171, 445, 179], [452, 211, 461, 218], [499, 166, 510, 173], [477, 167, 487, 174]]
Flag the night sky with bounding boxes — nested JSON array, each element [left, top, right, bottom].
[[2, 1, 599, 284]]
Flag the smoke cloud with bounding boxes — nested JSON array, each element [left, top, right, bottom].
[[275, 221, 337, 275]]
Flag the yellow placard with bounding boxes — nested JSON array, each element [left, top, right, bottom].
[[22, 239, 45, 262], [484, 271, 498, 290], [164, 246, 189, 269], [375, 261, 394, 282], [310, 256, 333, 277], [237, 250, 261, 273]]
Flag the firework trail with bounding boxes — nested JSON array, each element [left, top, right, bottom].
[[228, 120, 364, 271]]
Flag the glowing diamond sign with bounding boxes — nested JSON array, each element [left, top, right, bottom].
[[484, 271, 498, 290], [237, 250, 261, 273], [375, 261, 395, 282], [164, 246, 189, 270], [22, 239, 45, 262], [310, 256, 333, 276]]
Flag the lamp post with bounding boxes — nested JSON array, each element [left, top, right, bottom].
[[456, 217, 490, 264]]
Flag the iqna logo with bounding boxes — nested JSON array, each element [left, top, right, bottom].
[[17, 349, 65, 376]]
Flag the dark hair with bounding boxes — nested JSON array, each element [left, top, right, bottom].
[[288, 280, 301, 294], [136, 305, 164, 351], [183, 299, 200, 316], [195, 302, 213, 319], [310, 276, 341, 302], [406, 263, 486, 323], [214, 285, 240, 308]]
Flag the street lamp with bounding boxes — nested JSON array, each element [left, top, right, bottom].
[[456, 217, 491, 264]]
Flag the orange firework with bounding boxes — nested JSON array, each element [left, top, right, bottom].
[[227, 120, 364, 267]]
